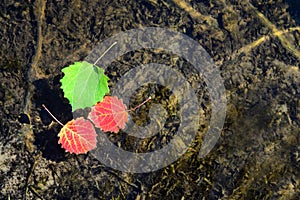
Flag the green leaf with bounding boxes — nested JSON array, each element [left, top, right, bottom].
[[60, 61, 109, 111]]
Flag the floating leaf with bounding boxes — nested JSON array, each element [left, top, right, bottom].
[[88, 96, 128, 133], [60, 61, 109, 111], [58, 117, 97, 154]]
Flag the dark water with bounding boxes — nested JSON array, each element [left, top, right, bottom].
[[286, 0, 300, 24], [0, 0, 300, 199]]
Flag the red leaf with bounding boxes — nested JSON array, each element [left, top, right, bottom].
[[58, 117, 97, 154], [88, 96, 128, 133]]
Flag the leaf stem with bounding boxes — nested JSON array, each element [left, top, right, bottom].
[[129, 96, 152, 112], [42, 104, 64, 126], [93, 42, 118, 65]]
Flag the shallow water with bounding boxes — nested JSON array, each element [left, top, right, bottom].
[[0, 0, 299, 199]]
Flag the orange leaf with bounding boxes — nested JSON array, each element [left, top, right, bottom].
[[88, 96, 128, 133], [58, 117, 97, 154]]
